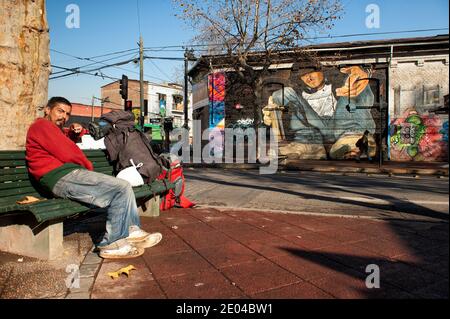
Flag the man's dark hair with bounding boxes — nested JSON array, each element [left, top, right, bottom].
[[47, 97, 72, 109]]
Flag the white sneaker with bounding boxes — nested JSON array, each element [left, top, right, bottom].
[[126, 225, 151, 243], [134, 232, 163, 249], [99, 244, 144, 259]]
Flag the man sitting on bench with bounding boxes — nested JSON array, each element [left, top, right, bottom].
[[25, 97, 162, 259]]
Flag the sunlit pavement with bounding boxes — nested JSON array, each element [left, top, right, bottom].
[[89, 208, 448, 299]]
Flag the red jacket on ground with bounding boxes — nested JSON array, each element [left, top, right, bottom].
[[26, 118, 94, 180]]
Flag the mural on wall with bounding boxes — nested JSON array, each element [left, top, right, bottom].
[[208, 72, 226, 156], [266, 65, 382, 159], [390, 109, 448, 161]]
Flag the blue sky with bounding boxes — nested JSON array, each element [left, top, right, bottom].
[[47, 0, 449, 105]]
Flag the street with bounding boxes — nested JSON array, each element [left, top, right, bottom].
[[184, 169, 449, 222]]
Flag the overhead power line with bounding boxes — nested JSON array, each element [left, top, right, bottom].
[[51, 51, 139, 76], [142, 27, 449, 50], [50, 67, 152, 97], [49, 57, 139, 80], [51, 48, 139, 60], [50, 65, 120, 81], [50, 48, 180, 82]]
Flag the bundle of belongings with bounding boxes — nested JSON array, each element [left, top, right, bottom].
[[89, 110, 194, 210]]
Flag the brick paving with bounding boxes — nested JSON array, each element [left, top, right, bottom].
[[84, 208, 448, 299]]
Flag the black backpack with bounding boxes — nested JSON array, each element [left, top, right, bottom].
[[98, 111, 167, 182]]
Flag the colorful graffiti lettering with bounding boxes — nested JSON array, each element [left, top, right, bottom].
[[390, 110, 448, 161], [208, 72, 226, 129], [208, 72, 226, 157]]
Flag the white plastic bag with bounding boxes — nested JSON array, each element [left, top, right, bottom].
[[116, 159, 144, 187]]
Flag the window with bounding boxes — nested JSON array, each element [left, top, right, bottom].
[[173, 95, 184, 112]]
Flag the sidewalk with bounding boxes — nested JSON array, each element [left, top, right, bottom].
[[185, 160, 449, 176], [72, 208, 448, 299]]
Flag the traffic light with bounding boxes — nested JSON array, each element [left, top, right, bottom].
[[125, 100, 132, 112], [119, 75, 128, 100]]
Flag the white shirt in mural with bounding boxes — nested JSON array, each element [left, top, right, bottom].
[[301, 84, 337, 117]]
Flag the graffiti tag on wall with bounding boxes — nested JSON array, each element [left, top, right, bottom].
[[208, 72, 226, 157], [390, 109, 448, 161]]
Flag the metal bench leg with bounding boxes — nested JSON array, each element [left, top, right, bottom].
[[138, 196, 161, 217], [0, 219, 63, 260]]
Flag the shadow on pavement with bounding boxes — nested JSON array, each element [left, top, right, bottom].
[[187, 174, 449, 221]]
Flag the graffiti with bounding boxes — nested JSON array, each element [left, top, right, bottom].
[[208, 72, 226, 129], [269, 66, 379, 159], [208, 72, 226, 157], [440, 121, 448, 143], [390, 110, 448, 161], [236, 118, 254, 126]]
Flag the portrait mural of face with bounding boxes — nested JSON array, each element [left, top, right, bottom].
[[268, 65, 380, 160]]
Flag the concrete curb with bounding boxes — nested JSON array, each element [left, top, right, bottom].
[[185, 163, 449, 176], [195, 204, 381, 220], [65, 245, 102, 299], [195, 205, 449, 223]]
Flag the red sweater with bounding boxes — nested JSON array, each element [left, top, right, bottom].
[[26, 118, 94, 180]]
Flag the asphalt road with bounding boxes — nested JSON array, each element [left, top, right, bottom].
[[184, 168, 449, 222]]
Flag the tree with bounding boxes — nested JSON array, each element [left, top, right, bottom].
[[173, 0, 343, 125], [0, 0, 50, 150]]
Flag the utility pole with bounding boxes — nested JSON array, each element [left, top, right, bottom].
[[91, 96, 95, 122], [139, 36, 145, 129], [183, 48, 189, 130]]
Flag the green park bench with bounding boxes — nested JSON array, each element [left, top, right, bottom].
[[0, 149, 174, 260]]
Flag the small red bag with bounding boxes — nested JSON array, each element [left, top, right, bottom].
[[157, 158, 194, 211]]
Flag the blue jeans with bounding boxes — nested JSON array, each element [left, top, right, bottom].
[[52, 169, 141, 248]]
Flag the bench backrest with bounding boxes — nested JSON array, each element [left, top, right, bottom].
[[0, 150, 114, 203]]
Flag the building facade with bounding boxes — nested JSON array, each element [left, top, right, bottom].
[[66, 102, 114, 128], [189, 35, 449, 162], [147, 82, 192, 129], [101, 80, 193, 130]]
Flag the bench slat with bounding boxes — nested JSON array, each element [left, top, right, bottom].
[[92, 162, 112, 169], [0, 174, 30, 183], [0, 160, 26, 168], [0, 199, 90, 222], [0, 180, 33, 191], [0, 186, 37, 198], [0, 151, 26, 160], [1, 167, 27, 175], [133, 180, 174, 199], [84, 150, 108, 157], [0, 193, 42, 205]]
